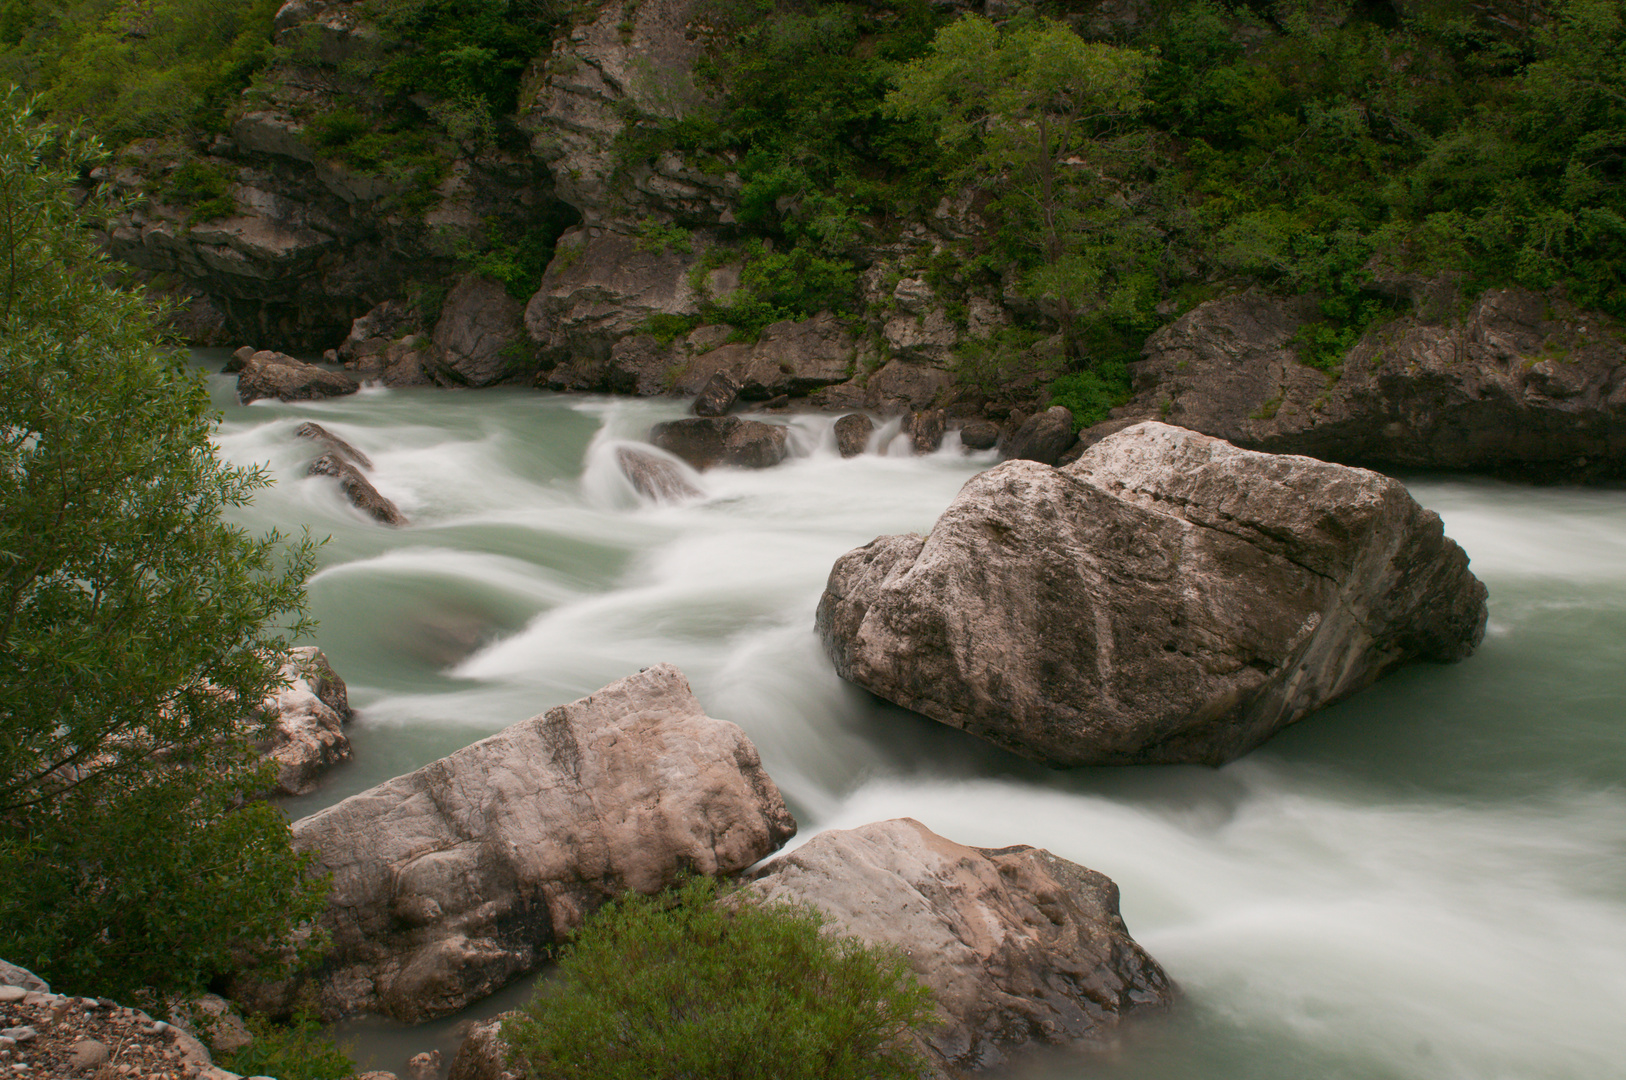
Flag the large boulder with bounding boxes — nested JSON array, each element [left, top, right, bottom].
[[431, 273, 532, 387], [748, 819, 1174, 1073], [288, 664, 796, 1021], [648, 416, 788, 470], [817, 422, 1488, 766], [616, 446, 702, 502], [1121, 286, 1626, 479], [1000, 405, 1076, 464], [236, 351, 358, 404], [834, 413, 873, 458], [260, 645, 353, 797]]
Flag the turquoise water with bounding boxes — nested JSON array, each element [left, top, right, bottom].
[[204, 355, 1626, 1080]]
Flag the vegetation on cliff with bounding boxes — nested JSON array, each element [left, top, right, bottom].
[[0, 95, 324, 1000]]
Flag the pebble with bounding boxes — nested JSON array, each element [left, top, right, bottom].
[[0, 992, 21, 1006], [0, 1031, 31, 1045]]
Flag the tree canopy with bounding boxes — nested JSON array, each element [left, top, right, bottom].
[[0, 91, 324, 999]]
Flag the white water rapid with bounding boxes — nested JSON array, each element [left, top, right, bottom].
[[203, 357, 1626, 1080]]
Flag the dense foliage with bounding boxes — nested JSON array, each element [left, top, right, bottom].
[[0, 95, 324, 1000], [505, 876, 936, 1080]]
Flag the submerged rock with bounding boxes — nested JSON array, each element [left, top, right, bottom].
[[817, 422, 1488, 766], [648, 416, 788, 470], [261, 646, 354, 797], [748, 818, 1175, 1073], [287, 664, 796, 1022], [308, 452, 408, 526], [295, 421, 372, 469], [616, 446, 702, 502], [236, 351, 358, 404]]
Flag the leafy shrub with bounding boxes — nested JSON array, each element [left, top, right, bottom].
[[1048, 362, 1132, 431], [164, 159, 237, 222], [505, 876, 936, 1080], [215, 1008, 355, 1080]]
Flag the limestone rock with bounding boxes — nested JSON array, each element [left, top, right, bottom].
[[0, 961, 47, 993], [910, 408, 946, 454], [616, 446, 702, 502], [648, 417, 788, 471], [295, 421, 372, 469], [864, 359, 952, 414], [748, 819, 1174, 1073], [236, 351, 358, 404], [261, 646, 353, 797], [1001, 405, 1076, 465], [1120, 287, 1626, 479], [447, 1018, 517, 1080], [309, 452, 409, 526], [288, 664, 796, 1021], [834, 413, 873, 458], [431, 273, 532, 387], [817, 422, 1488, 766], [693, 372, 741, 416], [958, 418, 999, 450]]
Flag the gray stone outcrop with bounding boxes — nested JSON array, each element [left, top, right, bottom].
[[748, 818, 1175, 1074], [430, 274, 532, 387], [236, 351, 358, 404], [817, 422, 1488, 766], [287, 664, 796, 1022], [260, 646, 353, 797], [1120, 286, 1626, 479]]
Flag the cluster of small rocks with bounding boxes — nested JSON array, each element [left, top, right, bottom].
[[0, 974, 236, 1080]]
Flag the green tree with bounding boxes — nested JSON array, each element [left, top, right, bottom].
[[0, 92, 325, 1000], [505, 876, 937, 1080], [887, 16, 1153, 356]]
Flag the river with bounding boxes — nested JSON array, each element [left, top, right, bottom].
[[203, 357, 1626, 1080]]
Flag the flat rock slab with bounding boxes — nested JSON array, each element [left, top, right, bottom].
[[818, 422, 1488, 766], [289, 663, 797, 1022], [748, 819, 1174, 1073]]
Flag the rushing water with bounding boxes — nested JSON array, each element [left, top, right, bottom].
[[200, 353, 1626, 1080]]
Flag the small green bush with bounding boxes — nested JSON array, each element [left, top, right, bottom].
[[505, 876, 936, 1080], [215, 1008, 355, 1080], [1049, 362, 1131, 430]]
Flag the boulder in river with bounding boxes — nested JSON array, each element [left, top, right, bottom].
[[648, 416, 788, 470], [748, 818, 1175, 1073], [834, 413, 873, 458], [431, 273, 533, 388], [236, 350, 359, 404], [1000, 404, 1077, 465], [817, 422, 1489, 766], [295, 421, 373, 469], [286, 664, 797, 1022], [957, 418, 1000, 451], [309, 452, 409, 526], [616, 445, 702, 502], [261, 646, 353, 797], [910, 408, 946, 454], [692, 371, 742, 417]]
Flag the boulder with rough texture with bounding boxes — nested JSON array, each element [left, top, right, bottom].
[[260, 646, 353, 797], [447, 1019, 517, 1080], [431, 273, 532, 387], [288, 664, 796, 1021], [748, 819, 1174, 1073], [1120, 286, 1626, 479], [649, 417, 788, 470], [692, 371, 741, 416], [910, 408, 946, 454], [295, 421, 372, 469], [309, 452, 409, 526], [817, 422, 1488, 766], [834, 413, 873, 458], [616, 446, 702, 502], [1001, 405, 1077, 464], [236, 351, 358, 404], [958, 418, 999, 450]]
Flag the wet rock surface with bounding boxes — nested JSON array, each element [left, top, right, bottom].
[[834, 413, 874, 457], [284, 664, 796, 1022], [648, 416, 789, 470], [308, 452, 409, 526], [818, 422, 1488, 766], [235, 351, 358, 404], [260, 645, 354, 797], [748, 818, 1175, 1074], [616, 446, 703, 502]]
